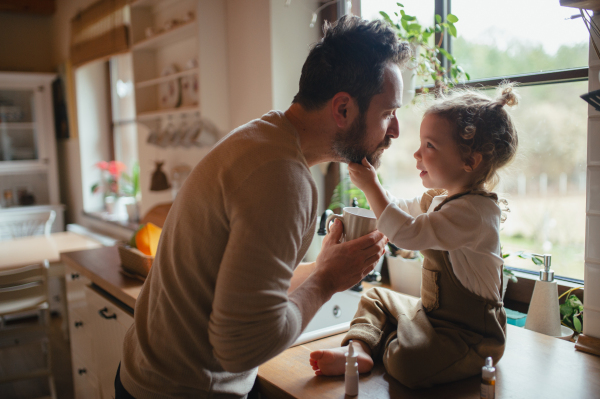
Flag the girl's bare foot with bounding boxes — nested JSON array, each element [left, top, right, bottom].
[[309, 341, 374, 376]]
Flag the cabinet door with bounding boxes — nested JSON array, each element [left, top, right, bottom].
[[72, 354, 101, 399], [0, 87, 43, 164], [85, 285, 134, 399]]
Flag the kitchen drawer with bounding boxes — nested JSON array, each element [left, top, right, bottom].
[[65, 266, 91, 305], [85, 285, 134, 399], [72, 354, 100, 399], [69, 307, 95, 369]]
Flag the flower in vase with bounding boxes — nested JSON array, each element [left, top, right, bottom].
[[91, 160, 127, 197]]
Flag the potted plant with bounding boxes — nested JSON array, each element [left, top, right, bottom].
[[91, 160, 140, 222], [120, 161, 141, 222], [379, 3, 470, 100]]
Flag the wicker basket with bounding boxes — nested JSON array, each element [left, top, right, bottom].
[[117, 243, 153, 278]]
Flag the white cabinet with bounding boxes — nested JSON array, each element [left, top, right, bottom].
[[0, 72, 64, 239], [65, 266, 134, 399], [86, 285, 134, 399]]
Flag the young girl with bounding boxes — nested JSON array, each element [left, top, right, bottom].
[[309, 84, 519, 389]]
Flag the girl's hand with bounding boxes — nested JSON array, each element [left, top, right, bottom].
[[348, 158, 379, 193]]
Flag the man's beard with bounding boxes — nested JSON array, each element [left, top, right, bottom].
[[332, 113, 391, 169]]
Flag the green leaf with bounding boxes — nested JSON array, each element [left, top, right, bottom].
[[435, 24, 442, 33], [438, 48, 455, 63], [407, 23, 421, 33], [435, 14, 442, 24], [402, 14, 416, 21], [560, 302, 574, 317], [91, 183, 99, 194], [397, 2, 404, 7], [567, 295, 583, 308], [448, 23, 457, 38], [465, 72, 471, 80], [379, 11, 394, 26], [446, 14, 459, 23], [451, 67, 458, 79], [401, 18, 409, 31], [574, 316, 582, 332]]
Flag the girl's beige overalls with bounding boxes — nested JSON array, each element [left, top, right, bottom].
[[342, 189, 507, 389]]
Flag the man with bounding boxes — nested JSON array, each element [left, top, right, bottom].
[[117, 15, 410, 398]]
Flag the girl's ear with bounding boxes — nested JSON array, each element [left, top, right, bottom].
[[464, 152, 483, 172], [331, 92, 356, 128]]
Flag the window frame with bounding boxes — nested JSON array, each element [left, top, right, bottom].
[[390, 0, 588, 306]]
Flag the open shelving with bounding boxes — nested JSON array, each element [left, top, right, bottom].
[[135, 67, 199, 89], [132, 19, 197, 51]]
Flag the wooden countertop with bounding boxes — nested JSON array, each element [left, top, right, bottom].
[[257, 325, 600, 399], [61, 245, 143, 310], [60, 245, 600, 398]]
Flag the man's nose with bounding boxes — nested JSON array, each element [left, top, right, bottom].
[[387, 115, 400, 139]]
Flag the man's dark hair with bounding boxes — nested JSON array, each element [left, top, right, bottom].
[[292, 15, 411, 114]]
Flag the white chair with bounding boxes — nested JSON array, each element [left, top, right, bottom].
[[0, 260, 57, 399], [0, 210, 56, 241]]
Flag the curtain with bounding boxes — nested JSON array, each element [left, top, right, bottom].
[[70, 0, 129, 67]]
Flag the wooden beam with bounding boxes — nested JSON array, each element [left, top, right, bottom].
[[0, 0, 55, 15], [560, 0, 600, 11]]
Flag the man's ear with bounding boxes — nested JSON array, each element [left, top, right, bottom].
[[331, 92, 356, 128], [464, 152, 483, 172]]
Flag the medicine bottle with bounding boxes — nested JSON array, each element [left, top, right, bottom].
[[480, 356, 495, 399]]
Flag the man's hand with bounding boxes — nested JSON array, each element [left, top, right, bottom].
[[313, 218, 387, 295], [288, 218, 387, 331]]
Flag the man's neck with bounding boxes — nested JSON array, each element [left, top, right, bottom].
[[284, 103, 339, 167]]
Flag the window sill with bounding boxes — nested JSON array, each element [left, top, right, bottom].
[[504, 269, 584, 314], [83, 211, 139, 232]]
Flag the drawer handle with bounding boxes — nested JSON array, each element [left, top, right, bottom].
[[78, 368, 87, 375], [74, 321, 83, 328], [71, 273, 80, 280], [99, 307, 117, 320]]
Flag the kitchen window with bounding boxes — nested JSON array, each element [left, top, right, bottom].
[[361, 0, 588, 281]]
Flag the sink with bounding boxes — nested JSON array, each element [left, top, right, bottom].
[[292, 289, 362, 346]]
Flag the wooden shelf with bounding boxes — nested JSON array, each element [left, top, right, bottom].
[[0, 161, 48, 174], [136, 105, 200, 121], [132, 20, 197, 51], [559, 0, 600, 10], [0, 122, 35, 130], [135, 68, 198, 89]]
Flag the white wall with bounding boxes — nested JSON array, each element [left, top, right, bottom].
[[226, 0, 273, 128], [584, 14, 600, 340], [269, 0, 325, 214], [269, 0, 319, 111]]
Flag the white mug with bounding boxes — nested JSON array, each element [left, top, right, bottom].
[[325, 207, 377, 242]]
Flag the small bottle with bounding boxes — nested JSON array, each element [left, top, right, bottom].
[[480, 357, 496, 399], [345, 340, 359, 396]]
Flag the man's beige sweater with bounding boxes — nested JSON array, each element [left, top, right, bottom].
[[120, 111, 318, 398]]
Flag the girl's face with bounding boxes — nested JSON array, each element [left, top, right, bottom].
[[414, 114, 474, 196]]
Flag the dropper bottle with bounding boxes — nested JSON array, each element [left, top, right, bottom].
[[345, 340, 359, 396], [480, 357, 496, 399]]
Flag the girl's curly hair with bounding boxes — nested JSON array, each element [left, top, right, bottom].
[[424, 82, 519, 190]]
